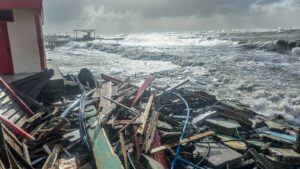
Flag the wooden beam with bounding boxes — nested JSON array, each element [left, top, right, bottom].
[[130, 76, 155, 106], [98, 82, 113, 114], [102, 96, 139, 116], [143, 111, 160, 152], [97, 82, 120, 124], [117, 114, 141, 135], [119, 132, 129, 169], [42, 144, 61, 169], [137, 94, 154, 135], [89, 128, 124, 169], [150, 131, 214, 153]]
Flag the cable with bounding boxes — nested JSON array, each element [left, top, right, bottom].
[[196, 143, 210, 166], [171, 92, 191, 169], [127, 151, 137, 169], [236, 127, 242, 139]]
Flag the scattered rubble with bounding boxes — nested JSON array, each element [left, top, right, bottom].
[[1, 68, 300, 169]]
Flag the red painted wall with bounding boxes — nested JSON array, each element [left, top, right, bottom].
[[0, 22, 14, 75], [35, 11, 46, 70]]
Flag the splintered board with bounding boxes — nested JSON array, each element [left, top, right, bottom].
[[0, 83, 30, 128]]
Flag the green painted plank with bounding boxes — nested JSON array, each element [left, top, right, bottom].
[[89, 128, 124, 169], [87, 105, 124, 169]]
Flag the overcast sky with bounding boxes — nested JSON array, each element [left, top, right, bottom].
[[43, 0, 300, 34]]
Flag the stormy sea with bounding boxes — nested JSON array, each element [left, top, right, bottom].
[[47, 28, 300, 125]]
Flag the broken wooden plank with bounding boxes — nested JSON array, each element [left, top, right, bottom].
[[259, 131, 296, 147], [58, 158, 78, 169], [0, 78, 35, 116], [130, 76, 155, 106], [105, 120, 142, 126], [268, 147, 300, 165], [0, 96, 11, 105], [25, 112, 43, 124], [119, 132, 129, 169], [0, 123, 33, 169], [245, 148, 275, 169], [137, 94, 154, 135], [0, 90, 6, 99], [247, 141, 271, 152], [215, 134, 247, 151], [3, 106, 22, 119], [100, 73, 138, 88], [192, 110, 218, 126], [150, 129, 168, 168], [216, 104, 253, 127], [2, 125, 23, 155], [150, 131, 214, 153], [42, 144, 62, 169], [97, 82, 119, 125], [90, 128, 124, 169], [0, 159, 5, 169], [22, 141, 31, 166], [0, 115, 35, 140], [0, 102, 16, 115], [143, 111, 160, 153], [15, 115, 28, 128], [117, 77, 131, 92], [8, 109, 26, 123], [205, 117, 241, 135], [264, 120, 286, 132], [0, 123, 12, 169], [98, 82, 114, 115], [102, 96, 139, 115]]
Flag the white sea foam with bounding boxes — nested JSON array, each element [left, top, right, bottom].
[[118, 33, 237, 47], [47, 47, 179, 76], [198, 39, 238, 47], [291, 47, 300, 56]]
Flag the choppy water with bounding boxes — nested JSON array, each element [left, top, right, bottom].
[[47, 29, 300, 125]]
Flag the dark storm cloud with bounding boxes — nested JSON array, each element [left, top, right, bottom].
[[43, 0, 300, 34], [45, 0, 254, 20]]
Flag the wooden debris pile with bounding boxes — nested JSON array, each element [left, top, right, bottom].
[[1, 71, 300, 169]]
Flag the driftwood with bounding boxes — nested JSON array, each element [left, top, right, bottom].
[[151, 131, 214, 153]]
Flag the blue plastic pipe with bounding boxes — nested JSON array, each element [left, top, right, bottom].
[[170, 93, 203, 169]]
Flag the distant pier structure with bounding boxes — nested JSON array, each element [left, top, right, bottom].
[[44, 29, 96, 49], [44, 34, 71, 49], [73, 29, 96, 41]]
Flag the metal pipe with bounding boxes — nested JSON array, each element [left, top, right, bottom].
[[156, 79, 189, 98], [79, 92, 92, 152], [60, 89, 95, 118]]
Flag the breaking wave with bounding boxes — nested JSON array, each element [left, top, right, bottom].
[[292, 47, 300, 56], [239, 41, 300, 57]]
